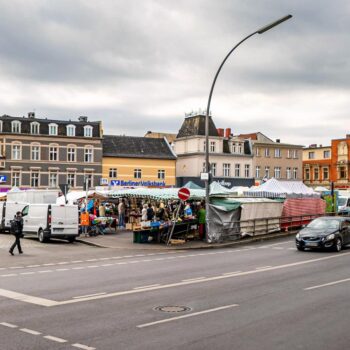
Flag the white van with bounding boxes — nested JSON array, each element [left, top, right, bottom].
[[0, 202, 28, 232], [338, 196, 350, 215], [21, 204, 79, 243]]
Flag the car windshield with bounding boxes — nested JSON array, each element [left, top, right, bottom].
[[307, 219, 340, 230], [338, 197, 347, 206]]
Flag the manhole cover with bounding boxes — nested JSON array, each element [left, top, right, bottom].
[[154, 306, 192, 313]]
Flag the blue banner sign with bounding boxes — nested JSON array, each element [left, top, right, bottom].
[[111, 180, 166, 187], [0, 175, 7, 183]]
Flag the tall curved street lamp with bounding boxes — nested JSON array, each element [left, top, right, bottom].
[[204, 14, 292, 242]]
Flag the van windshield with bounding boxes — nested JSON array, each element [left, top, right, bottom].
[[338, 197, 347, 206]]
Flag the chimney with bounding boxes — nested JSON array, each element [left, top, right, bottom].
[[78, 116, 88, 122], [217, 128, 224, 137], [28, 112, 35, 119], [225, 128, 231, 138], [276, 139, 280, 143]]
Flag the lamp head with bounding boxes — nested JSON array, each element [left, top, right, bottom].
[[257, 14, 292, 34]]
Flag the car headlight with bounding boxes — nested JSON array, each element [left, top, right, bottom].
[[296, 233, 300, 240], [325, 233, 335, 241]]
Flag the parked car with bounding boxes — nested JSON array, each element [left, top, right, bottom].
[[295, 216, 350, 252], [21, 203, 79, 243], [0, 201, 28, 232]]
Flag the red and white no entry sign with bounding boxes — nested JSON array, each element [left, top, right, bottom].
[[178, 187, 190, 201]]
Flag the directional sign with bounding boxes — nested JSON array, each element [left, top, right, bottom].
[[0, 175, 7, 183], [178, 187, 190, 201]]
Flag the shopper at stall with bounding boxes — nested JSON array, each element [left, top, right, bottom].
[[197, 204, 206, 241], [118, 199, 126, 228], [184, 202, 193, 218], [146, 203, 154, 221], [141, 204, 148, 221]]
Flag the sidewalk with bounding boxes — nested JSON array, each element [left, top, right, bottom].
[[76, 229, 297, 250]]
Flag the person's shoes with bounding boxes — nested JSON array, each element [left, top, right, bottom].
[[9, 250, 14, 256], [19, 251, 23, 254]]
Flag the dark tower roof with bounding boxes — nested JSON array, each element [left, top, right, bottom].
[[176, 115, 219, 138]]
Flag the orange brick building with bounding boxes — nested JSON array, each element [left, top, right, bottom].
[[331, 135, 350, 188]]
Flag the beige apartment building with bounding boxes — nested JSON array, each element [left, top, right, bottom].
[[238, 132, 303, 183]]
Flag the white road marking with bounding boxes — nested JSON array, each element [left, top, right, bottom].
[[20, 272, 35, 275], [73, 292, 107, 299], [222, 271, 241, 275], [56, 268, 69, 271], [304, 278, 350, 291], [137, 304, 239, 328], [72, 343, 96, 350], [182, 277, 206, 282], [86, 259, 98, 262], [38, 270, 52, 273], [26, 265, 40, 268], [1, 274, 17, 277], [9, 266, 24, 269], [0, 322, 17, 328], [71, 260, 83, 263], [0, 288, 59, 307], [20, 328, 41, 335], [256, 266, 272, 270], [44, 335, 67, 343], [87, 266, 98, 268], [43, 263, 55, 266], [133, 284, 161, 290], [72, 267, 84, 270]]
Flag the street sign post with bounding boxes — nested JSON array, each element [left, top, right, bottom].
[[178, 187, 190, 201]]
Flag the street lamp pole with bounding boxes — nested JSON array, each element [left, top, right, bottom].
[[204, 15, 292, 242]]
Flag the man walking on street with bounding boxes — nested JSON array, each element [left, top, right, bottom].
[[9, 211, 24, 255]]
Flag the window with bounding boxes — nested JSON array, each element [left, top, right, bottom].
[[67, 146, 76, 162], [66, 124, 76, 137], [49, 173, 58, 188], [323, 167, 329, 180], [84, 125, 93, 137], [323, 150, 330, 158], [49, 123, 58, 136], [264, 148, 270, 157], [255, 166, 260, 179], [210, 141, 216, 153], [274, 148, 281, 158], [339, 166, 347, 179], [314, 167, 319, 180], [265, 166, 270, 178], [12, 171, 20, 187], [84, 147, 93, 163], [293, 150, 298, 159], [31, 144, 40, 161], [255, 147, 260, 157], [244, 164, 250, 178], [109, 168, 117, 178], [305, 168, 310, 180], [232, 143, 242, 154], [286, 167, 291, 180], [223, 163, 230, 177], [274, 167, 281, 179], [203, 141, 206, 152], [211, 163, 217, 177], [134, 169, 142, 179], [287, 149, 292, 158], [67, 173, 75, 187], [158, 170, 165, 179], [293, 167, 298, 180], [30, 122, 40, 135], [30, 172, 39, 187], [235, 164, 240, 177], [308, 151, 315, 159], [49, 145, 58, 161], [0, 120, 2, 132], [84, 174, 93, 188], [12, 143, 21, 160], [11, 121, 21, 133]]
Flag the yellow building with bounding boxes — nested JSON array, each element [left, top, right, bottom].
[[102, 135, 176, 187]]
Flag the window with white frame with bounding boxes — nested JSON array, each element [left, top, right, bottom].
[[30, 172, 40, 187], [264, 148, 270, 157], [323, 167, 329, 180], [274, 148, 281, 158], [67, 146, 76, 162], [49, 145, 58, 161], [66, 124, 76, 137], [12, 143, 21, 160], [305, 168, 310, 180], [109, 168, 117, 178], [67, 173, 75, 187], [323, 150, 330, 158], [84, 147, 93, 162], [31, 144, 40, 161], [210, 141, 216, 153], [235, 164, 240, 177], [158, 169, 165, 179], [49, 123, 58, 136], [255, 147, 260, 157], [293, 150, 298, 159], [244, 164, 250, 178], [265, 166, 270, 178], [238, 143, 243, 154], [223, 163, 230, 177], [287, 149, 292, 158], [274, 167, 281, 179], [85, 174, 93, 188], [293, 167, 298, 179], [211, 163, 217, 177], [49, 173, 58, 188], [11, 120, 21, 133], [255, 166, 260, 179], [314, 167, 319, 180], [30, 122, 40, 135], [286, 167, 292, 179], [308, 151, 315, 159], [12, 171, 20, 187], [134, 169, 142, 179], [0, 120, 3, 132], [84, 125, 93, 137]]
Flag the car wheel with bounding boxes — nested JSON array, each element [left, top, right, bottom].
[[38, 229, 48, 243], [67, 237, 75, 243], [297, 246, 305, 251], [333, 238, 342, 252]]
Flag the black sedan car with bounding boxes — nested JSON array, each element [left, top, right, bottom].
[[295, 216, 350, 252]]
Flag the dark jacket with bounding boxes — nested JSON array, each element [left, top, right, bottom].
[[10, 216, 23, 236]]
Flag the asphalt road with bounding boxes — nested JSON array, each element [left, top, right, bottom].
[[1, 235, 350, 350]]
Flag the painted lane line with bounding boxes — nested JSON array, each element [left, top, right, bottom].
[[222, 271, 242, 276], [44, 335, 67, 343], [72, 343, 96, 350], [133, 284, 161, 290], [182, 277, 206, 282], [256, 266, 272, 270], [137, 304, 239, 328], [1, 274, 17, 277], [20, 328, 41, 335], [99, 257, 110, 260], [134, 254, 145, 257], [56, 268, 69, 271], [20, 272, 35, 275], [0, 288, 59, 307], [26, 265, 40, 268], [73, 292, 107, 299], [87, 265, 98, 268], [272, 247, 284, 250], [9, 266, 24, 269], [57, 262, 69, 265], [101, 263, 113, 267], [71, 260, 83, 263], [304, 277, 350, 291], [72, 267, 84, 270], [38, 270, 52, 273], [43, 263, 55, 266], [0, 322, 18, 328]]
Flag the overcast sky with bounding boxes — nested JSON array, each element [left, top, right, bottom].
[[0, 0, 349, 146]]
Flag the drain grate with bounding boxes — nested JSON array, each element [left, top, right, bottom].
[[154, 306, 192, 313]]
